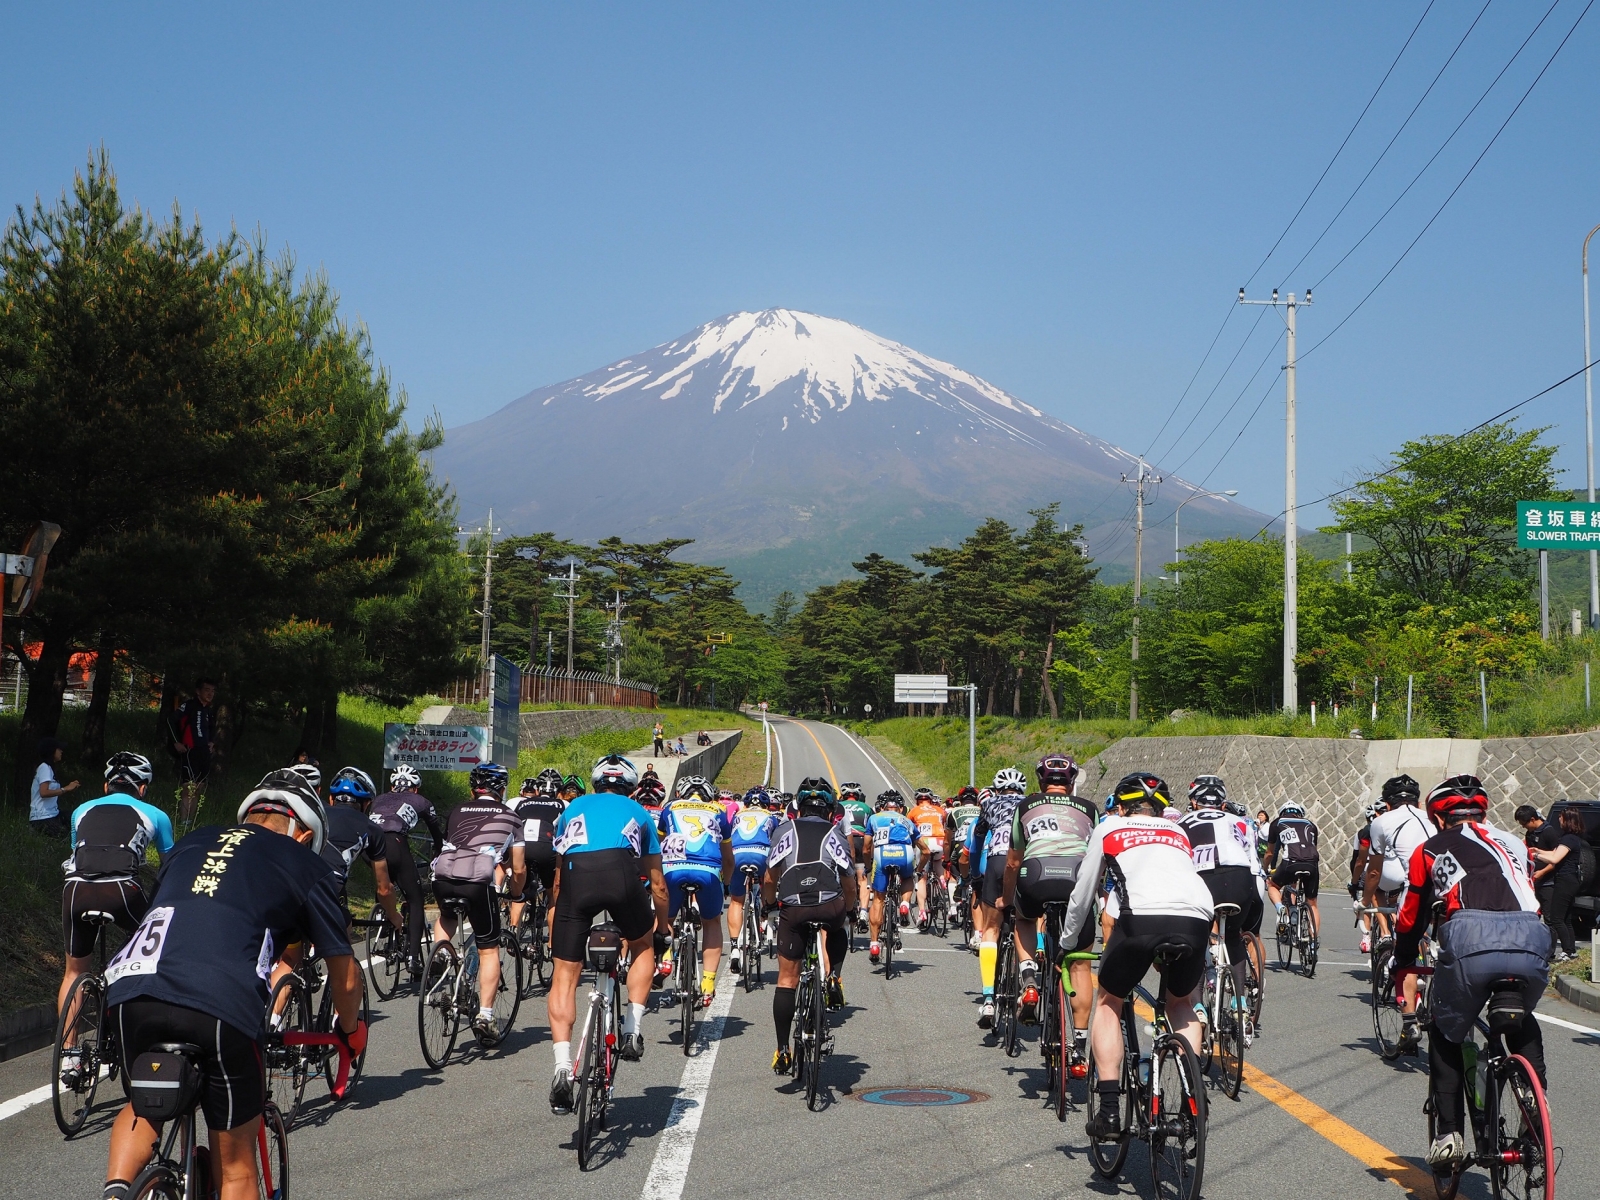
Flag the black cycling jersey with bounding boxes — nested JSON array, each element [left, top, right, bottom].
[[368, 790, 444, 853], [1267, 815, 1320, 865], [433, 798, 520, 883], [105, 823, 352, 1038], [513, 796, 565, 848], [322, 803, 383, 878]]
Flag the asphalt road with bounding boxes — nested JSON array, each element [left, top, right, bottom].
[[4, 716, 1599, 1199]]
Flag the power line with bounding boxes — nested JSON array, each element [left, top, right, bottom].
[[1165, 330, 1286, 478], [1146, 305, 1271, 467], [1140, 304, 1237, 460], [1196, 371, 1283, 493]]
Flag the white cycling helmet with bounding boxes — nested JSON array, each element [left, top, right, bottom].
[[287, 761, 322, 791], [239, 769, 328, 853], [105, 751, 154, 790], [592, 753, 640, 791], [390, 763, 421, 790], [993, 767, 1027, 793]]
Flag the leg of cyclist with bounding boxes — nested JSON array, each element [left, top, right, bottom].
[[974, 898, 998, 1026], [698, 876, 726, 1006]]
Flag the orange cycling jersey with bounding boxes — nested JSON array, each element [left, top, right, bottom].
[[909, 801, 948, 854]]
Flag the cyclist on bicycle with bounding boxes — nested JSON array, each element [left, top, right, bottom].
[[1265, 800, 1321, 951], [946, 786, 982, 922], [429, 762, 526, 1041], [1393, 775, 1550, 1171], [970, 769, 1028, 1028], [1001, 754, 1095, 1048], [547, 754, 669, 1110], [837, 783, 873, 928], [1178, 776, 1262, 1030], [559, 773, 586, 801], [864, 791, 918, 964], [102, 769, 364, 1200], [58, 752, 175, 1083], [1350, 800, 1380, 954], [368, 763, 444, 977], [324, 767, 384, 888], [511, 771, 566, 936], [728, 787, 780, 975], [908, 787, 948, 931], [764, 778, 855, 1072], [655, 776, 735, 1006], [1062, 772, 1213, 1140]]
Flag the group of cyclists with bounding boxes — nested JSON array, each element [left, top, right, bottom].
[[47, 734, 1560, 1195]]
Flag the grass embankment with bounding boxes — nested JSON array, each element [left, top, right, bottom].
[[0, 700, 759, 1016]]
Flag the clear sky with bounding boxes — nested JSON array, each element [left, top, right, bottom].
[[5, 2, 1599, 533]]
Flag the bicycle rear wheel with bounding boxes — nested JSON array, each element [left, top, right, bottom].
[[575, 1013, 601, 1170], [1300, 907, 1318, 977], [882, 895, 897, 979], [256, 1100, 289, 1200], [1085, 1005, 1135, 1178], [677, 923, 699, 1055], [929, 880, 949, 938], [805, 971, 827, 1111], [367, 903, 403, 1000], [1425, 1095, 1464, 1200], [1276, 909, 1294, 970], [1150, 1034, 1206, 1200], [128, 1163, 183, 1200], [264, 976, 309, 1127], [1370, 939, 1404, 1059], [474, 933, 521, 1046], [418, 942, 461, 1069], [323, 969, 370, 1096], [52, 973, 105, 1137], [1498, 1054, 1555, 1200], [1214, 965, 1245, 1100], [1196, 963, 1215, 1075], [1054, 975, 1073, 1121], [996, 934, 1020, 1057], [1244, 932, 1265, 1027]]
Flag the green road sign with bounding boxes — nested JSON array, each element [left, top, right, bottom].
[[1518, 500, 1600, 547]]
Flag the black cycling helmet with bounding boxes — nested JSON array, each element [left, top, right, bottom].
[[955, 785, 980, 803], [1381, 773, 1421, 807], [562, 773, 587, 796], [469, 762, 509, 798], [1187, 775, 1227, 809], [1037, 753, 1080, 790], [1112, 772, 1171, 815], [795, 777, 836, 818], [875, 789, 906, 811], [105, 750, 154, 791]]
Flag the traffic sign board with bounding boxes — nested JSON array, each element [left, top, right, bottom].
[[1518, 501, 1600, 547], [894, 674, 950, 704]]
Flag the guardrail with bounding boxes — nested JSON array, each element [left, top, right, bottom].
[[440, 666, 658, 709]]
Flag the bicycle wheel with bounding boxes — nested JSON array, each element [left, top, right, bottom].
[[1425, 1095, 1464, 1200], [128, 1163, 183, 1200], [52, 973, 105, 1137], [1276, 907, 1294, 970], [575, 1012, 601, 1170], [367, 904, 403, 1001], [1498, 1054, 1555, 1200], [997, 935, 1020, 1057], [1214, 965, 1245, 1100], [531, 896, 552, 990], [678, 925, 699, 1055], [882, 896, 897, 979], [1195, 963, 1215, 1075], [478, 933, 522, 1045], [805, 971, 827, 1111], [264, 976, 309, 1128], [255, 1100, 289, 1200], [1150, 1035, 1207, 1200], [1054, 975, 1073, 1122], [1300, 907, 1318, 978], [1085, 1006, 1136, 1178], [930, 881, 949, 938], [1040, 966, 1059, 1092], [1244, 932, 1265, 1027], [1370, 939, 1404, 1059], [418, 942, 461, 1069]]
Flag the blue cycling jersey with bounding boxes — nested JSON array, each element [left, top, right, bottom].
[[554, 792, 661, 858], [70, 793, 177, 855], [730, 807, 778, 854], [867, 810, 917, 848], [658, 798, 731, 873]]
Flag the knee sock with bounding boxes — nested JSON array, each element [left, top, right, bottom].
[[774, 986, 797, 1047], [979, 941, 997, 995], [103, 1183, 132, 1200]]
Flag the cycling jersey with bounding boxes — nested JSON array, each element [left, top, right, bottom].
[[1062, 814, 1214, 945], [768, 816, 853, 907], [65, 793, 175, 880], [513, 795, 565, 849], [731, 806, 778, 858], [369, 790, 444, 852], [840, 799, 873, 836], [970, 792, 1023, 875], [866, 809, 917, 850], [104, 824, 352, 1039], [322, 803, 382, 879], [1368, 804, 1433, 893], [432, 798, 520, 883], [1011, 793, 1096, 862], [554, 792, 661, 858], [947, 802, 980, 857], [658, 798, 732, 873], [1395, 820, 1538, 951], [908, 800, 948, 855], [1177, 807, 1258, 872], [1266, 814, 1320, 866]]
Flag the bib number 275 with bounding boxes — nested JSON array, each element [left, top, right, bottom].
[[105, 906, 174, 985]]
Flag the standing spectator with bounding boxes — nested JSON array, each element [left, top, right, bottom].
[[172, 678, 217, 826], [30, 737, 78, 836], [1515, 804, 1560, 914], [1531, 808, 1588, 962], [653, 720, 665, 757]]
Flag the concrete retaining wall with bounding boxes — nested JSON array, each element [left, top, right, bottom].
[[417, 706, 656, 749], [1082, 729, 1600, 847], [0, 1003, 54, 1063]]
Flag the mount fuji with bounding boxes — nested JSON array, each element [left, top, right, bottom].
[[431, 309, 1275, 602]]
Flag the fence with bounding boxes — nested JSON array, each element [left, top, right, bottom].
[[439, 665, 658, 710]]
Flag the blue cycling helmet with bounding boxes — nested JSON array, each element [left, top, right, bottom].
[[329, 766, 376, 804], [470, 761, 510, 798]]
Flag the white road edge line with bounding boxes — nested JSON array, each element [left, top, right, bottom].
[[640, 976, 736, 1200], [833, 724, 896, 795], [773, 718, 786, 793], [1536, 1010, 1600, 1037], [0, 1083, 53, 1123]]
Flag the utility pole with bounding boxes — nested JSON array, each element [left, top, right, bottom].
[[1121, 457, 1161, 720], [1584, 225, 1600, 628], [460, 510, 501, 663], [1240, 286, 1310, 714], [604, 589, 627, 684], [548, 556, 582, 674]]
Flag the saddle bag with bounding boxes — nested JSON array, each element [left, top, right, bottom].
[[587, 921, 623, 974], [128, 1047, 202, 1123]]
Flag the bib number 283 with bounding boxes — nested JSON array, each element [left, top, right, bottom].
[[105, 906, 174, 985]]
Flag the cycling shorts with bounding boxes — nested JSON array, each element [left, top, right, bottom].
[[113, 998, 262, 1131], [1271, 860, 1320, 899], [525, 842, 558, 893], [1429, 909, 1551, 1044], [916, 849, 944, 879], [776, 894, 849, 963], [552, 848, 654, 962], [667, 867, 725, 920], [62, 877, 149, 959], [850, 833, 866, 865], [1200, 866, 1262, 961], [873, 845, 915, 894], [979, 855, 1008, 907], [431, 875, 502, 950], [1097, 914, 1211, 1000], [729, 853, 768, 898]]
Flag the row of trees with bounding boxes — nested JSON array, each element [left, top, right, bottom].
[[2, 155, 468, 781]]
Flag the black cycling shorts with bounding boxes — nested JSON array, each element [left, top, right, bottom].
[[552, 848, 654, 963], [1097, 914, 1211, 1000], [1014, 857, 1080, 921], [979, 856, 1007, 907], [1201, 867, 1263, 961], [1271, 860, 1320, 899], [113, 999, 263, 1131], [776, 895, 849, 963], [850, 833, 866, 865], [62, 877, 149, 959], [525, 842, 558, 893], [432, 876, 501, 950]]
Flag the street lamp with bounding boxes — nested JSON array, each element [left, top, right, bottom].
[[1174, 488, 1239, 586]]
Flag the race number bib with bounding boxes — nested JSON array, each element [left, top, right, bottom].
[[1025, 813, 1060, 839], [662, 832, 688, 864], [769, 824, 797, 866], [255, 930, 276, 982], [553, 814, 588, 854], [523, 819, 542, 844], [621, 818, 644, 857], [1191, 843, 1218, 870], [988, 827, 1011, 854], [1431, 850, 1467, 896], [1280, 827, 1301, 845], [106, 907, 174, 985], [397, 802, 419, 829]]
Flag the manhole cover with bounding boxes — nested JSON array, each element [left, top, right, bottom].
[[856, 1086, 987, 1106]]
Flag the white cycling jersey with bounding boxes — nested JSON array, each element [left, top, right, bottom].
[[1063, 814, 1214, 945], [1368, 803, 1433, 893], [1177, 808, 1259, 873]]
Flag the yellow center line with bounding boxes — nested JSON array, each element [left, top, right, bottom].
[[789, 718, 839, 790], [1127, 997, 1433, 1198]]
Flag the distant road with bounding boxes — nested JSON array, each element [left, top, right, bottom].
[[766, 715, 910, 795]]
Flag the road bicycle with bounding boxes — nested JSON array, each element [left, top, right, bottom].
[[1033, 898, 1089, 1119], [952, 875, 974, 947], [1195, 901, 1252, 1100], [1371, 931, 1433, 1061], [735, 864, 766, 993], [924, 866, 950, 938], [572, 922, 627, 1170], [360, 839, 433, 1000], [52, 910, 121, 1136], [1426, 990, 1556, 1200], [263, 941, 371, 1127], [1275, 871, 1318, 977], [1085, 944, 1208, 1200], [416, 896, 523, 1069], [993, 908, 1021, 1057], [789, 920, 835, 1111], [666, 882, 706, 1054], [879, 866, 905, 980], [1057, 947, 1101, 1122], [502, 878, 551, 999]]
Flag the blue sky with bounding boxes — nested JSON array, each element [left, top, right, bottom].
[[5, 2, 1599, 530]]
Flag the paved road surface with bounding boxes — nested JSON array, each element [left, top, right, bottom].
[[4, 716, 1598, 1199]]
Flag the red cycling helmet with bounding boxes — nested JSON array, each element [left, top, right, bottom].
[[1426, 774, 1488, 825]]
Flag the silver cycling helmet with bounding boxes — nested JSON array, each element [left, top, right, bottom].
[[239, 769, 328, 853], [993, 767, 1027, 793], [105, 750, 154, 790], [389, 763, 421, 790]]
